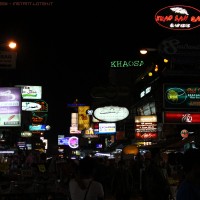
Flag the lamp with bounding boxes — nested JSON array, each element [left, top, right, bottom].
[[8, 41, 17, 49], [0, 40, 18, 69], [0, 40, 17, 50], [139, 48, 157, 55]]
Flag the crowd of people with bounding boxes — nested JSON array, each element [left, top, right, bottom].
[[0, 147, 200, 200]]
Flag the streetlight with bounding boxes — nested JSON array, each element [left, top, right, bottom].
[[0, 40, 17, 50], [0, 40, 18, 69], [8, 41, 17, 49], [139, 48, 157, 55]]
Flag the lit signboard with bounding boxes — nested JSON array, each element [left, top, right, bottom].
[[22, 102, 41, 111], [68, 136, 79, 149], [29, 124, 50, 131], [98, 123, 116, 134], [164, 84, 200, 109], [0, 87, 21, 127], [155, 5, 200, 30], [33, 100, 48, 112], [31, 113, 47, 124], [15, 85, 42, 100], [78, 106, 90, 130], [21, 131, 32, 137], [83, 127, 98, 138], [58, 136, 79, 149], [58, 137, 69, 145], [110, 60, 144, 68], [163, 111, 200, 124], [93, 106, 129, 122], [135, 115, 158, 140]]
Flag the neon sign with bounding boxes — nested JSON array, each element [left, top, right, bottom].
[[155, 5, 200, 30], [110, 60, 144, 68]]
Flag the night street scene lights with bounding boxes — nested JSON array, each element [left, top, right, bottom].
[[8, 41, 17, 49], [0, 40, 17, 50], [0, 40, 18, 69]]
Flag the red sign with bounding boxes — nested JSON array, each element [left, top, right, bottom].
[[155, 5, 200, 30], [135, 132, 158, 140], [135, 122, 158, 139], [164, 112, 200, 124]]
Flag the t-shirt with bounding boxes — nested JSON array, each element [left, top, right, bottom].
[[69, 178, 104, 200], [176, 180, 200, 200]]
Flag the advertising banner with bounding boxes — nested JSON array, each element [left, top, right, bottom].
[[163, 111, 200, 124], [135, 115, 158, 139], [164, 84, 200, 109], [78, 106, 90, 130], [0, 87, 21, 127]]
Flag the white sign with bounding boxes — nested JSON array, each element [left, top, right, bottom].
[[22, 102, 41, 111], [94, 106, 129, 122]]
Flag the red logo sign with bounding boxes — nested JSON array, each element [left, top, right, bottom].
[[155, 5, 200, 30]]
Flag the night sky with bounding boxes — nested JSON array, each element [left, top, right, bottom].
[[0, 1, 200, 139]]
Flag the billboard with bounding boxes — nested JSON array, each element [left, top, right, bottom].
[[155, 5, 200, 31], [15, 85, 42, 100], [93, 106, 129, 122], [164, 84, 200, 109], [163, 111, 200, 124], [78, 106, 90, 130], [58, 136, 79, 149], [22, 102, 41, 111], [97, 123, 116, 134], [0, 87, 21, 127], [135, 115, 158, 139]]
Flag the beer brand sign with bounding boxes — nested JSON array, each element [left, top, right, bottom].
[[155, 5, 200, 30], [164, 112, 200, 124], [164, 84, 200, 109]]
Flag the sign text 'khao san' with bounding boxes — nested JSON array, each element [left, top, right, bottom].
[[155, 5, 200, 30]]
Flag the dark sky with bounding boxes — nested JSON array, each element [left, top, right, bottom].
[[0, 0, 200, 134]]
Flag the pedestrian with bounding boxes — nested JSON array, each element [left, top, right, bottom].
[[68, 156, 104, 200], [111, 159, 134, 200], [176, 148, 200, 200], [142, 148, 171, 200]]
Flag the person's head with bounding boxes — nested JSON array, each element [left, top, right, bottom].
[[79, 156, 96, 178]]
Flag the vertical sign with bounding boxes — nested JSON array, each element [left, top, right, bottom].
[[0, 87, 21, 127]]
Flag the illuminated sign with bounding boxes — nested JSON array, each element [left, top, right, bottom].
[[21, 131, 32, 137], [78, 106, 90, 130], [70, 126, 81, 134], [22, 102, 41, 111], [15, 85, 42, 100], [135, 115, 158, 140], [110, 60, 144, 67], [94, 106, 129, 122], [155, 5, 200, 30], [0, 87, 21, 127], [33, 100, 48, 112], [29, 124, 50, 131], [68, 136, 79, 149], [163, 111, 200, 124], [83, 127, 99, 138], [135, 115, 157, 123], [98, 123, 116, 134], [31, 113, 46, 124], [164, 84, 200, 109]]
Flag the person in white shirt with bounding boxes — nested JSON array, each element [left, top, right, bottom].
[[69, 156, 104, 200]]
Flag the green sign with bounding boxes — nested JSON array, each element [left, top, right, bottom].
[[110, 60, 144, 68]]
